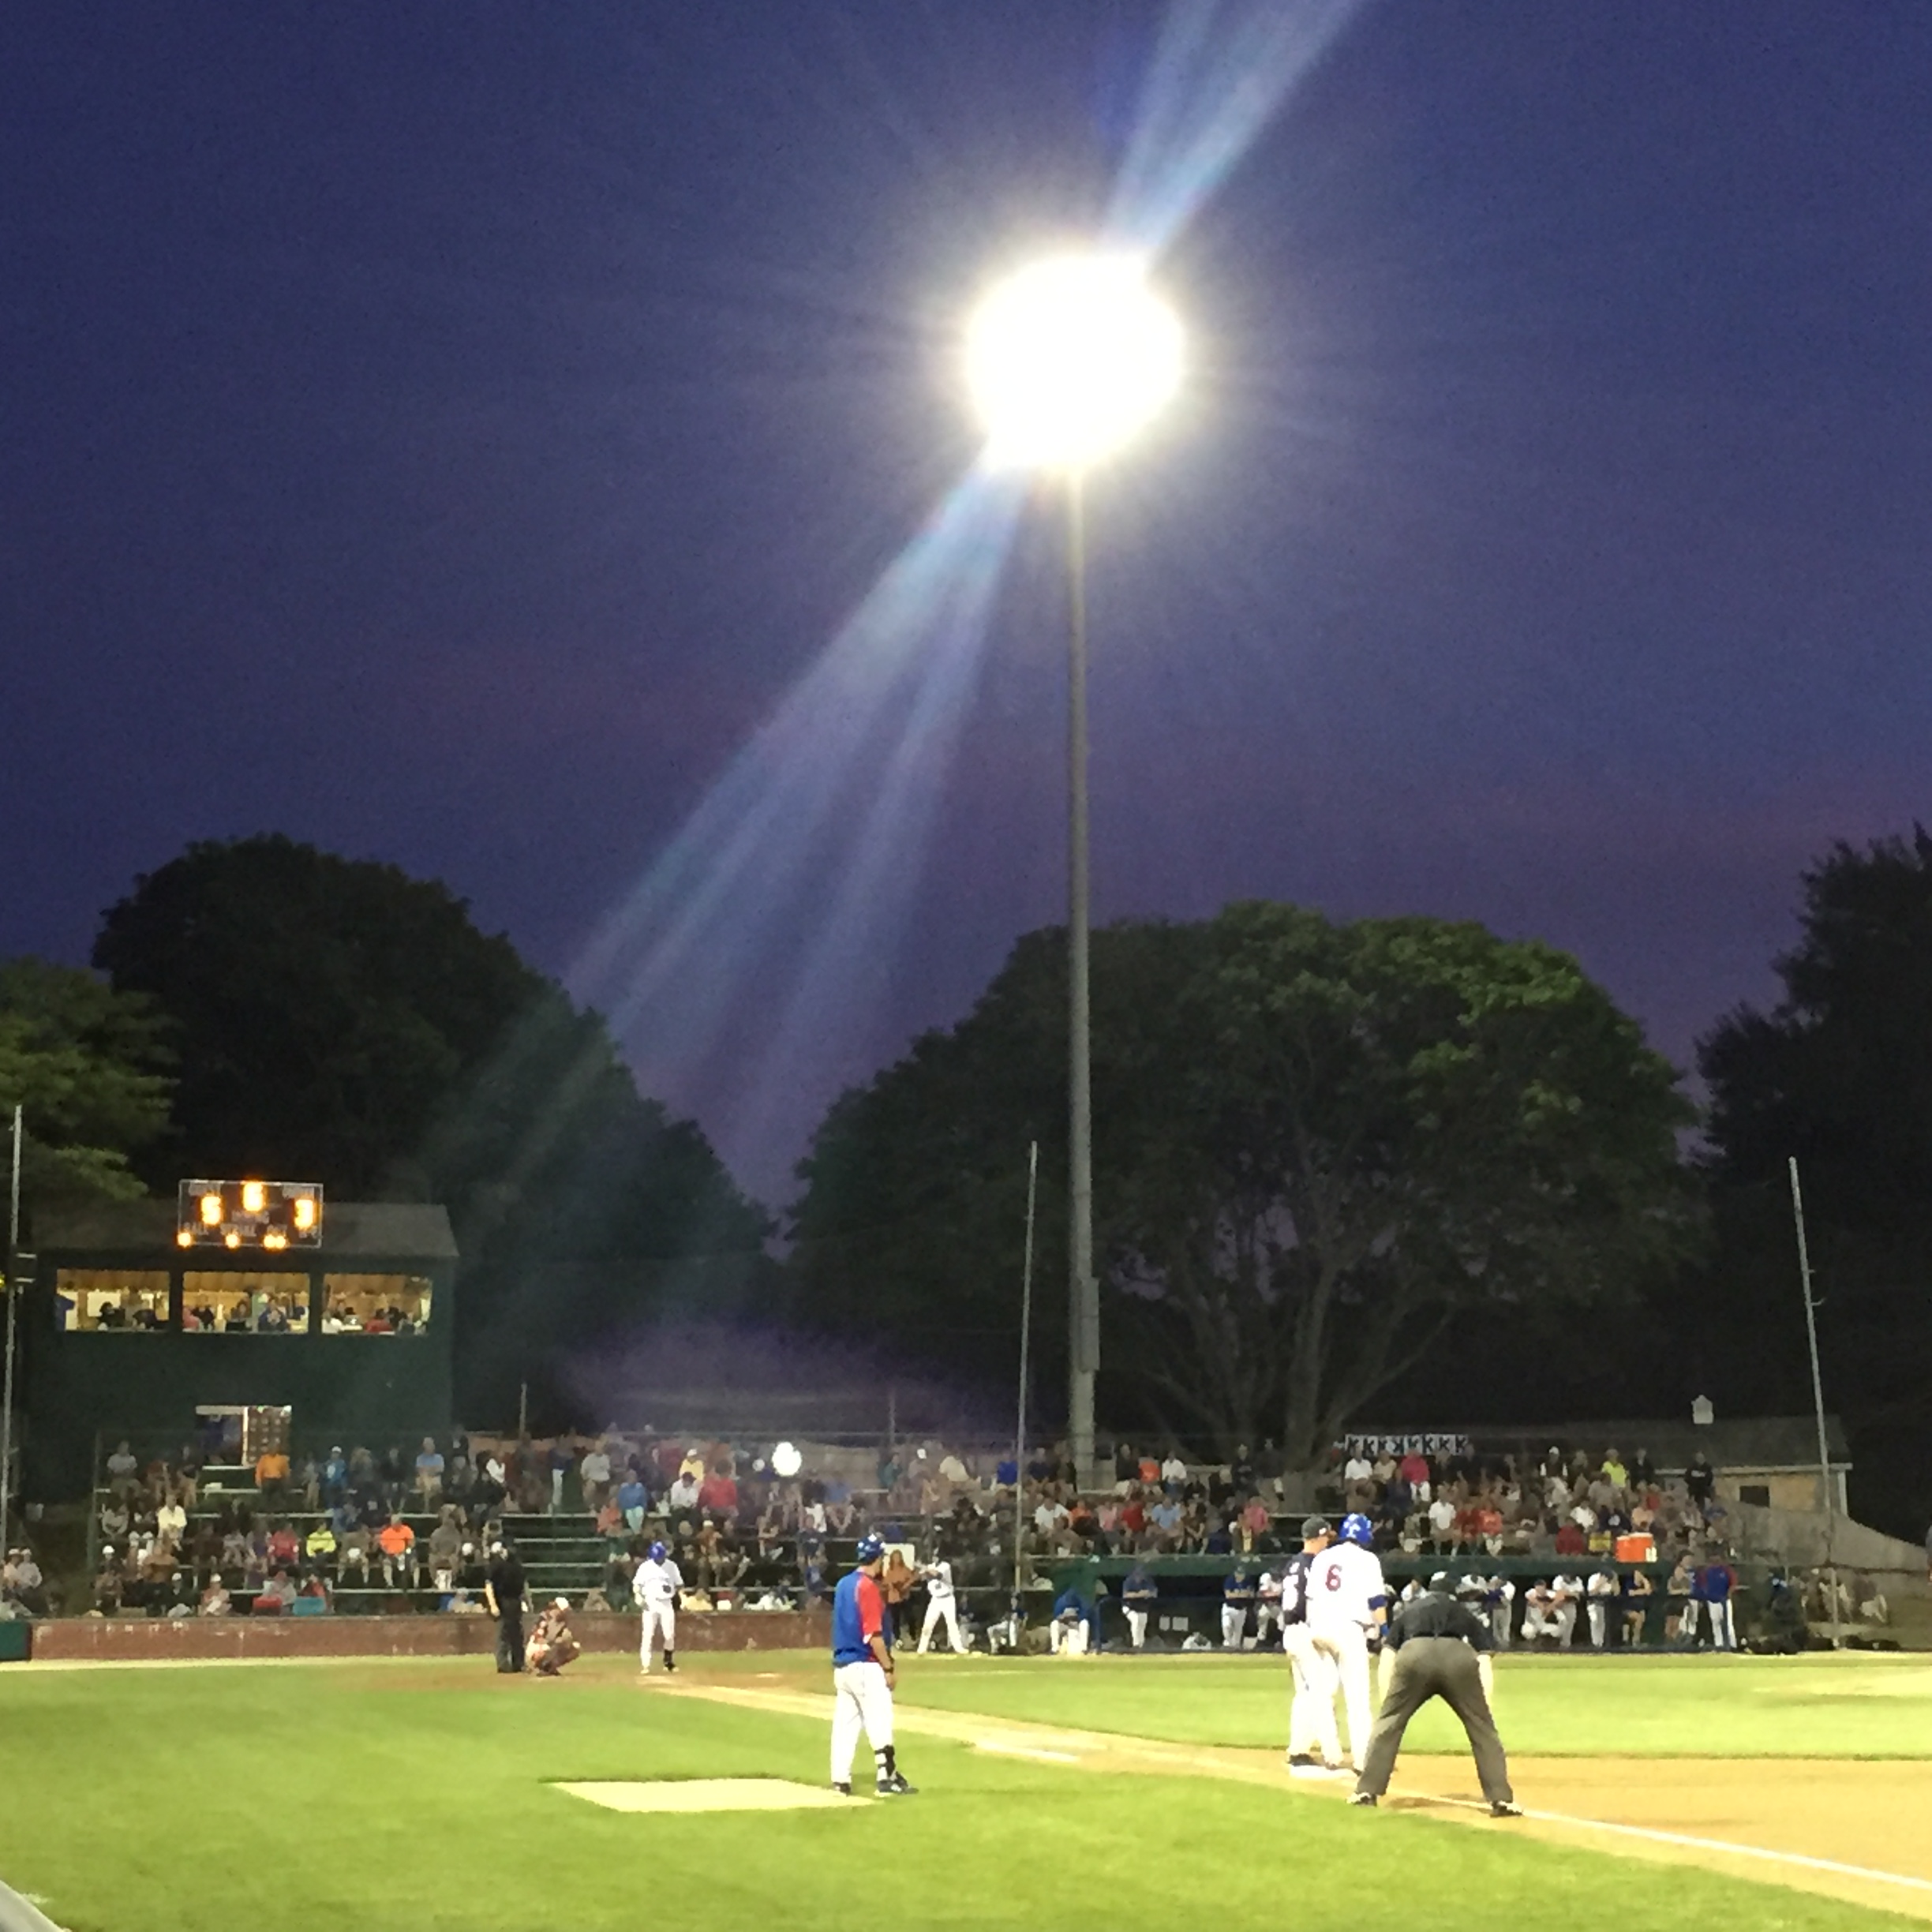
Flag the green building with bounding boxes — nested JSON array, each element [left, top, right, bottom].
[[20, 1199, 456, 1499]]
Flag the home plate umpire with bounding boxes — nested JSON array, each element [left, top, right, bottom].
[[1347, 1571, 1522, 1817]]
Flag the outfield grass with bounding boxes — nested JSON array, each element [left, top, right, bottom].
[[877, 1647, 1932, 1758], [0, 1652, 1923, 1932]]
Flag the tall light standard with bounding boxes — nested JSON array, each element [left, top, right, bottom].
[[964, 254, 1183, 1481]]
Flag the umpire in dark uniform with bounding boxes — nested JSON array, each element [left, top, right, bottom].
[[483, 1535, 527, 1674], [1349, 1572, 1521, 1816]]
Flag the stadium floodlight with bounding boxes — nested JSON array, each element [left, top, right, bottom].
[[770, 1440, 803, 1479], [960, 251, 1184, 1484], [964, 253, 1183, 473]]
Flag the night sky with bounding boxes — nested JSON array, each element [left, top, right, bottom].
[[7, 4, 1931, 1207]]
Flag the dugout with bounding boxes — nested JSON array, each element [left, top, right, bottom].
[[17, 1197, 457, 1500]]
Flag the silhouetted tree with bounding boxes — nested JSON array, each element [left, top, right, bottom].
[[792, 903, 1698, 1462]]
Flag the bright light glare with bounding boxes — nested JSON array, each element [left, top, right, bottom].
[[965, 255, 1183, 471], [770, 1440, 803, 1478]]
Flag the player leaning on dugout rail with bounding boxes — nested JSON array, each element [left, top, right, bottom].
[[1350, 1572, 1521, 1818]]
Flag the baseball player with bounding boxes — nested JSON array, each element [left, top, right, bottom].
[[1305, 1512, 1388, 1773], [1485, 1573, 1516, 1647], [830, 1533, 915, 1795], [1221, 1565, 1256, 1649], [1121, 1561, 1157, 1650], [631, 1538, 683, 1674], [1518, 1578, 1560, 1644], [1586, 1563, 1619, 1648], [1350, 1572, 1520, 1816], [1254, 1570, 1282, 1648], [1550, 1571, 1583, 1648], [915, 1556, 965, 1654], [1049, 1586, 1092, 1656], [1281, 1515, 1344, 1773]]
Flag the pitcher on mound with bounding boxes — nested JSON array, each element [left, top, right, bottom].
[[831, 1533, 916, 1796]]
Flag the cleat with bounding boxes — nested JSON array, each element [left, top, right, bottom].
[[1347, 1792, 1376, 1807], [1490, 1801, 1522, 1818], [874, 1772, 918, 1796], [833, 1781, 852, 1796], [1286, 1752, 1316, 1768]]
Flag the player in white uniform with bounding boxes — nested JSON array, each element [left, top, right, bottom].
[[1282, 1516, 1344, 1773], [631, 1538, 682, 1673], [1254, 1571, 1282, 1648], [915, 1558, 965, 1653], [1550, 1571, 1583, 1648], [1586, 1564, 1619, 1648], [1304, 1512, 1388, 1773]]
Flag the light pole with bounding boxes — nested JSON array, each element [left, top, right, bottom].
[[964, 253, 1183, 1481]]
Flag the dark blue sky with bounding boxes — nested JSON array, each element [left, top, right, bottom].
[[6, 3, 1930, 1204]]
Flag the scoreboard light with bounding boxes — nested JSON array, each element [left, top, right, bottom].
[[177, 1180, 324, 1249]]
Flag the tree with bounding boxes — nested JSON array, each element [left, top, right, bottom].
[[0, 958, 174, 1219], [1699, 828, 1932, 1534], [791, 904, 1698, 1462], [94, 836, 769, 1419]]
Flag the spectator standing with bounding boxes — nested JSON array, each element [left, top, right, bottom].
[[616, 1469, 649, 1532], [548, 1438, 575, 1513], [254, 1445, 290, 1503]]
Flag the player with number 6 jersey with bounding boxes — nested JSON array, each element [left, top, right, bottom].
[[1303, 1511, 1389, 1773]]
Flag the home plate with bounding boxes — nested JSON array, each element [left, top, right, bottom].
[[556, 1780, 859, 1813]]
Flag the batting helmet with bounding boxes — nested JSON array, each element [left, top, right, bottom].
[[1339, 1511, 1375, 1548], [648, 1540, 668, 1562], [856, 1532, 886, 1563]]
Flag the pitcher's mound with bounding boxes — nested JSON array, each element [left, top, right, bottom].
[[557, 1779, 859, 1814]]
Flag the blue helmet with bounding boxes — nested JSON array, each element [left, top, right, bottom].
[[1339, 1512, 1375, 1548], [648, 1540, 667, 1562], [856, 1533, 886, 1563]]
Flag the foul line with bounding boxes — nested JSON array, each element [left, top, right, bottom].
[[1413, 1791, 1932, 1896], [972, 1739, 1082, 1764]]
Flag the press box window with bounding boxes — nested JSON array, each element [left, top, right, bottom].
[[182, 1272, 312, 1334], [321, 1274, 432, 1334], [56, 1270, 170, 1332]]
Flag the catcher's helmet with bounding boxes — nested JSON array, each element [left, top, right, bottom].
[[647, 1540, 668, 1562], [856, 1532, 886, 1563], [1339, 1511, 1375, 1548]]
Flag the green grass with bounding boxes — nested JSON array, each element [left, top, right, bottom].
[[0, 1650, 1923, 1932], [877, 1646, 1932, 1758]]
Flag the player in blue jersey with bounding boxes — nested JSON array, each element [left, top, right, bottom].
[[830, 1533, 915, 1796], [1221, 1565, 1257, 1649]]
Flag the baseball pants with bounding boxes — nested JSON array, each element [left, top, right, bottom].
[[918, 1597, 964, 1653], [1357, 1637, 1513, 1806], [830, 1660, 894, 1785], [1050, 1617, 1090, 1656], [639, 1604, 676, 1669], [1556, 1604, 1578, 1648], [1587, 1601, 1609, 1648], [1221, 1604, 1248, 1649], [1310, 1624, 1375, 1771], [1283, 1625, 1342, 1765], [1125, 1607, 1148, 1649]]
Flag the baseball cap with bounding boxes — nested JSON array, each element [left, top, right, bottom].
[[1300, 1515, 1331, 1538]]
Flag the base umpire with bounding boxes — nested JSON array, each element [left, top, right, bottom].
[[1348, 1571, 1521, 1817]]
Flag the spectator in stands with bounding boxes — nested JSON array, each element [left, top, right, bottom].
[[1686, 1451, 1717, 1510], [267, 1521, 301, 1571], [578, 1441, 612, 1512], [614, 1467, 649, 1533], [379, 1514, 418, 1586], [199, 1576, 232, 1616], [1554, 1517, 1588, 1559], [547, 1437, 576, 1512], [255, 1568, 297, 1614], [414, 1438, 446, 1507], [1601, 1448, 1628, 1490], [1159, 1450, 1188, 1491], [320, 1445, 349, 1508], [699, 1461, 739, 1518], [305, 1518, 338, 1567], [255, 1445, 290, 1504], [107, 1440, 139, 1495]]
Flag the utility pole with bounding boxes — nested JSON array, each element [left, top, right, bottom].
[[1787, 1156, 1844, 1649], [0, 1107, 22, 1544]]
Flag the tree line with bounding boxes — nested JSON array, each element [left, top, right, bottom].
[[6, 829, 1929, 1534]]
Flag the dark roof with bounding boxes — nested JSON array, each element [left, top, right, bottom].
[[32, 1198, 458, 1262], [1350, 1415, 1851, 1468]]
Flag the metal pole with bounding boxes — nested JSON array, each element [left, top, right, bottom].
[[1065, 470, 1098, 1486], [1787, 1156, 1843, 1649], [1014, 1140, 1039, 1601], [1, 1106, 21, 1544]]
